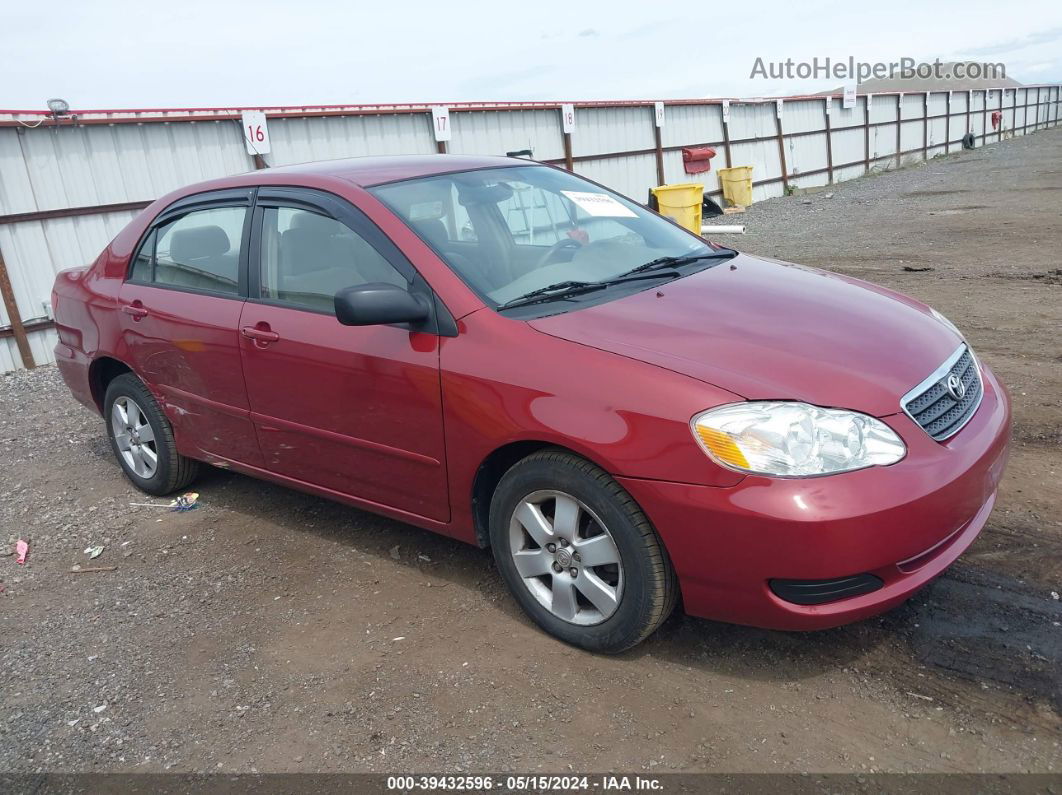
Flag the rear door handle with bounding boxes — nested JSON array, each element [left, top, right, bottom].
[[122, 304, 148, 320], [240, 326, 280, 343]]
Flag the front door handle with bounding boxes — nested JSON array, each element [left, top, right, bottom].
[[240, 325, 280, 344]]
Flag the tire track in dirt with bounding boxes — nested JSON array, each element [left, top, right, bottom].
[[887, 565, 1062, 720]]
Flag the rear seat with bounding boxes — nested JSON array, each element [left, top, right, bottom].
[[156, 225, 239, 292]]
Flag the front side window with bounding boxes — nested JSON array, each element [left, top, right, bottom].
[[148, 206, 246, 295], [259, 207, 407, 312], [371, 165, 718, 310]]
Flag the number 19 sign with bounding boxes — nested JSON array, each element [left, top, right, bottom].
[[241, 111, 271, 155]]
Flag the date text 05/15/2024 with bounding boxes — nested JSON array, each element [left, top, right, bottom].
[[385, 775, 662, 791]]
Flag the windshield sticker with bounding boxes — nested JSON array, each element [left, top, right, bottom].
[[560, 190, 637, 218]]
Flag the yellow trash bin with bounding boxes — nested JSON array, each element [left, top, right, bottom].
[[650, 183, 703, 233], [717, 166, 754, 207]]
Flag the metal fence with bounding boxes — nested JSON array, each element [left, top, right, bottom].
[[1, 85, 1060, 371]]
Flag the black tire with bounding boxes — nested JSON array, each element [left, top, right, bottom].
[[104, 373, 199, 496], [489, 449, 678, 653]]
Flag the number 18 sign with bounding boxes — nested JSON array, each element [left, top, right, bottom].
[[241, 111, 271, 155]]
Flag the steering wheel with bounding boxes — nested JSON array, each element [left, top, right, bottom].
[[534, 238, 583, 269]]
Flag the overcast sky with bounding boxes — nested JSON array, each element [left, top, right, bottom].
[[3, 0, 1061, 110]]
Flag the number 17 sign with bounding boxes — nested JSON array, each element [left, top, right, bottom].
[[241, 110, 271, 155], [432, 106, 452, 142]]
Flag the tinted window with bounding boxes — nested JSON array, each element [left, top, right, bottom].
[[259, 207, 406, 312], [496, 182, 575, 247], [371, 165, 706, 307], [128, 229, 155, 283], [151, 207, 245, 295]]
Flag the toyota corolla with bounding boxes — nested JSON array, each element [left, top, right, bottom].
[[51, 155, 1010, 652]]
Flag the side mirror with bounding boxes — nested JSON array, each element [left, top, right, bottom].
[[334, 283, 430, 327]]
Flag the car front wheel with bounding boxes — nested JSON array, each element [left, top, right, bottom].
[[489, 449, 678, 653], [104, 373, 199, 496]]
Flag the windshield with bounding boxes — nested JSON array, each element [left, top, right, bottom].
[[369, 165, 718, 309]]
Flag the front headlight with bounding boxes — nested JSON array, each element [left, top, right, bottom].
[[930, 307, 964, 339], [691, 402, 906, 477]]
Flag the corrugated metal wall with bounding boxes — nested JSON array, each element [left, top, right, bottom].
[[1, 85, 1060, 370]]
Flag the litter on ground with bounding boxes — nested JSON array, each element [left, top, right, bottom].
[[128, 492, 200, 511]]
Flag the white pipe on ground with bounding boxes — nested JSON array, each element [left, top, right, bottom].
[[701, 224, 746, 234]]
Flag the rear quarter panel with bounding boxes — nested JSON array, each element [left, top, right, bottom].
[[52, 203, 159, 411], [53, 262, 119, 411]]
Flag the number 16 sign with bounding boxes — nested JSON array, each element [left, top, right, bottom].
[[241, 111, 271, 155]]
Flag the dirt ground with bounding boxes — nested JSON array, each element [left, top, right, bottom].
[[1, 128, 1060, 775]]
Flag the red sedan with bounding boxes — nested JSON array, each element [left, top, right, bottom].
[[52, 155, 1010, 652]]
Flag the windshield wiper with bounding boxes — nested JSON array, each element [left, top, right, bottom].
[[617, 248, 738, 278], [498, 280, 608, 310], [498, 271, 685, 311]]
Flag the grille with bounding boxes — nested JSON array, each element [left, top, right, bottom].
[[902, 346, 983, 441]]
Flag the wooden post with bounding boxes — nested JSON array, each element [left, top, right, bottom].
[[0, 244, 34, 369], [252, 153, 267, 170], [981, 90, 988, 146], [1012, 89, 1017, 136], [922, 92, 929, 161], [863, 95, 871, 170], [652, 106, 665, 186], [560, 105, 575, 172], [774, 108, 789, 192], [823, 98, 834, 184], [896, 94, 903, 167], [945, 93, 950, 154], [720, 104, 732, 169], [436, 140, 447, 154]]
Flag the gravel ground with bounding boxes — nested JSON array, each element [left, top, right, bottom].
[[1, 128, 1061, 775]]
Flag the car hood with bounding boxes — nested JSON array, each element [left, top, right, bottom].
[[529, 253, 962, 417]]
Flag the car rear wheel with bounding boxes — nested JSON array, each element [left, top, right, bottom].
[[104, 373, 198, 496], [489, 449, 678, 653]]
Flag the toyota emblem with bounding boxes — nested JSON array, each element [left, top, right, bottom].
[[946, 373, 966, 401]]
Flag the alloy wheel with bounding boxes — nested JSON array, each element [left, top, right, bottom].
[[508, 489, 624, 625], [111, 396, 158, 479]]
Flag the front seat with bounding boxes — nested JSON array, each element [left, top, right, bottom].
[[412, 218, 486, 291], [278, 212, 354, 309]]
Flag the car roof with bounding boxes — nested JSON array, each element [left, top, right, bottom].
[[259, 154, 531, 187]]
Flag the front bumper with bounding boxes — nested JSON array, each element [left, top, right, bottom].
[[618, 364, 1011, 631]]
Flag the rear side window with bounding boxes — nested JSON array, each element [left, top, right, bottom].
[[130, 206, 246, 296], [128, 229, 155, 283]]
